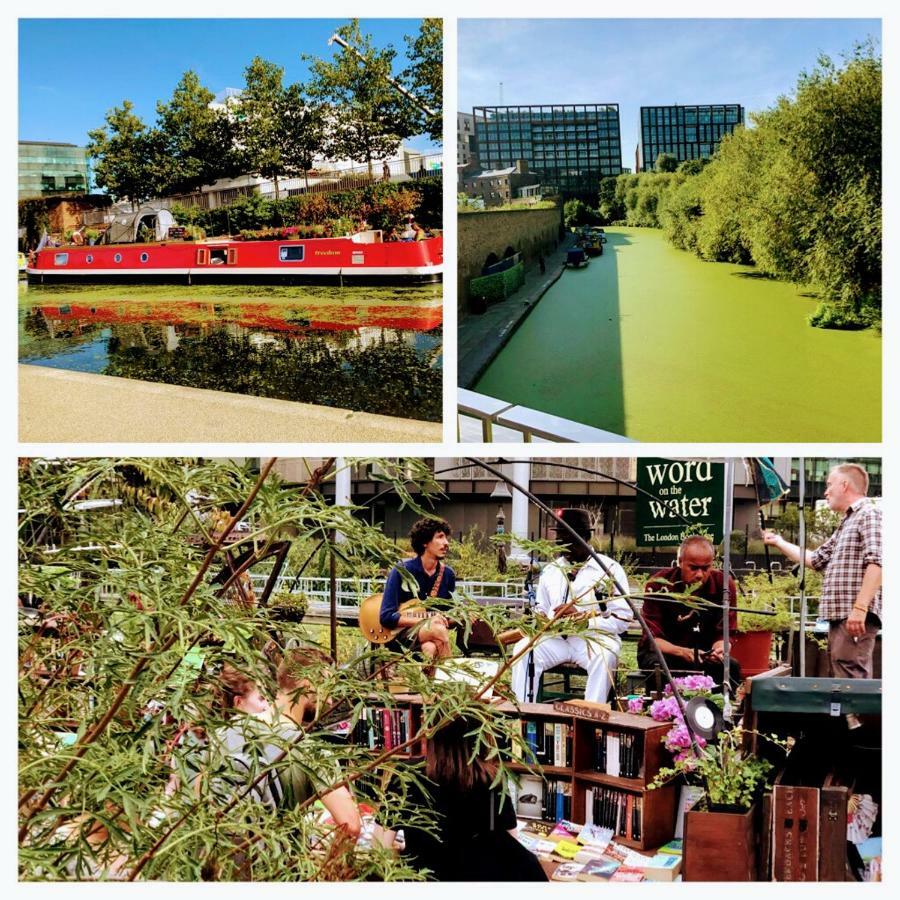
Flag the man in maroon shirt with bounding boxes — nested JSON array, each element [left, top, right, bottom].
[[637, 536, 741, 688]]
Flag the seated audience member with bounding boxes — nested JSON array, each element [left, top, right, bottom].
[[638, 536, 741, 688], [206, 664, 360, 837], [401, 716, 548, 881]]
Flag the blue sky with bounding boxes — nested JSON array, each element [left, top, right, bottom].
[[459, 18, 881, 168], [19, 18, 438, 153]]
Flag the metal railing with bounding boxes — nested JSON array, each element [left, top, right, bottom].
[[458, 388, 634, 444]]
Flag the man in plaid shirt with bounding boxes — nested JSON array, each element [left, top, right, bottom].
[[763, 463, 882, 678]]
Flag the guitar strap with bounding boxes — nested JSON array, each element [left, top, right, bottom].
[[428, 562, 445, 599]]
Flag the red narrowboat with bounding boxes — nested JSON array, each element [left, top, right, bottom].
[[26, 231, 442, 286]]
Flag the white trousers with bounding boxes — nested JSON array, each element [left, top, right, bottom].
[[511, 633, 620, 704]]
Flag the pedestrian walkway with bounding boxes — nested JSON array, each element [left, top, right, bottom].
[[457, 233, 576, 388], [19, 366, 442, 443]]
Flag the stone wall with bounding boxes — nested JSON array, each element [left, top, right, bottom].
[[457, 204, 563, 314]]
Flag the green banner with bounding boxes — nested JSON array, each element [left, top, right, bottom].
[[636, 458, 725, 546]]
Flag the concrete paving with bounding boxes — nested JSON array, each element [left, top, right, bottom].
[[19, 365, 442, 443], [457, 232, 576, 388]]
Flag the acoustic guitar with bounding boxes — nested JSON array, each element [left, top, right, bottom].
[[358, 594, 438, 644]]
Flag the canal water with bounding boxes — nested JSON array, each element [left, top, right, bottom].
[[474, 227, 881, 442], [19, 283, 443, 422]]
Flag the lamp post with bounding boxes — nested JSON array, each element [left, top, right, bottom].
[[495, 505, 507, 573]]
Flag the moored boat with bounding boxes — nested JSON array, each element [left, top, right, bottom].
[[26, 230, 442, 286]]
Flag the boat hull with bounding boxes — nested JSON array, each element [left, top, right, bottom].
[[26, 235, 443, 286]]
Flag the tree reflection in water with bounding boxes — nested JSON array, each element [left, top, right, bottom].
[[103, 328, 442, 421]]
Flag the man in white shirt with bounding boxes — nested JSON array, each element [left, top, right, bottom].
[[511, 509, 633, 704]]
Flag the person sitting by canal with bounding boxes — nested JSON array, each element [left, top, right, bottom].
[[511, 508, 633, 705], [638, 535, 741, 689], [380, 518, 456, 663], [400, 215, 417, 241]]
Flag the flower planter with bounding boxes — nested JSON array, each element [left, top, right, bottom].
[[730, 630, 774, 677], [683, 805, 758, 881]]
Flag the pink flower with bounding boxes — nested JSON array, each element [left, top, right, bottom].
[[628, 697, 649, 714]]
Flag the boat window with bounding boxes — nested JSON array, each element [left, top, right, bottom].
[[114, 253, 123, 263], [210, 249, 228, 265], [140, 252, 149, 263], [53, 253, 69, 266], [279, 245, 305, 262], [86, 254, 93, 264]]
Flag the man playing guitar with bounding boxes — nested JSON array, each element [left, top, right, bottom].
[[379, 518, 456, 661]]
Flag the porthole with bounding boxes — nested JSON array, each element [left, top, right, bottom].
[[140, 252, 149, 263], [86, 254, 94, 264], [114, 253, 123, 263]]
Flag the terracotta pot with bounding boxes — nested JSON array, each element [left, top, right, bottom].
[[683, 805, 757, 881], [730, 630, 774, 677]]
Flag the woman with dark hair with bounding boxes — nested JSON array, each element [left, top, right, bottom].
[[401, 716, 548, 882]]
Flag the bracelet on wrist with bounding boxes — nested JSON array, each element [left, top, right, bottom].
[[853, 605, 868, 613]]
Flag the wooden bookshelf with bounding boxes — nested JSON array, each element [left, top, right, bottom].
[[360, 695, 678, 851], [508, 703, 678, 850]]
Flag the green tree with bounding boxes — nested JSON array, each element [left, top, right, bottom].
[[597, 176, 624, 223], [236, 57, 291, 200], [154, 71, 239, 196], [87, 102, 156, 208], [279, 84, 327, 192], [305, 20, 418, 178], [654, 152, 678, 173], [402, 18, 443, 143]]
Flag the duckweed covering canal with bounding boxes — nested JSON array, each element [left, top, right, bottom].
[[474, 227, 880, 441], [19, 283, 442, 422]]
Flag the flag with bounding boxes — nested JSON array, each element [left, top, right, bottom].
[[747, 458, 789, 506]]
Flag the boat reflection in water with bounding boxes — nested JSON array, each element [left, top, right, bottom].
[[19, 284, 443, 422]]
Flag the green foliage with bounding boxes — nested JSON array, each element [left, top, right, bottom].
[[651, 727, 785, 811], [154, 71, 239, 196], [597, 176, 625, 223], [19, 457, 642, 881], [304, 20, 417, 174], [654, 152, 678, 173], [468, 261, 525, 304], [169, 178, 440, 238], [402, 18, 443, 143], [87, 101, 156, 206], [563, 199, 599, 228], [735, 574, 796, 633]]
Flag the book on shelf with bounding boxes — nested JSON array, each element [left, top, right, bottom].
[[351, 706, 417, 754], [519, 718, 572, 766], [542, 778, 572, 822], [592, 727, 643, 779], [585, 786, 643, 842]]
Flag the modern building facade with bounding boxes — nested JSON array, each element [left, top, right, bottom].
[[473, 104, 622, 198], [638, 103, 743, 171], [19, 141, 92, 200]]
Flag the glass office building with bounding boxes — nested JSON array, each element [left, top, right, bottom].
[[473, 104, 622, 198], [639, 104, 743, 171], [19, 141, 91, 199]]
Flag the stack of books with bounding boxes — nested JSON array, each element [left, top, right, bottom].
[[592, 727, 642, 778]]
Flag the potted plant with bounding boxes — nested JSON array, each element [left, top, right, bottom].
[[651, 726, 786, 881], [268, 589, 308, 624], [731, 575, 796, 677]]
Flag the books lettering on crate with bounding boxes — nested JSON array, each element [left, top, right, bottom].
[[592, 726, 642, 779], [520, 718, 572, 766], [551, 699, 611, 722], [585, 785, 643, 842]]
